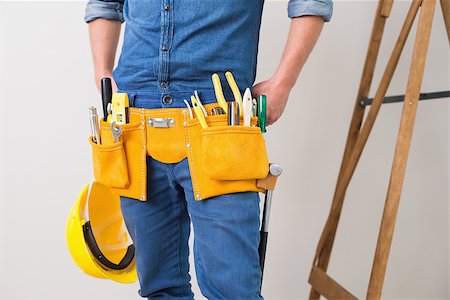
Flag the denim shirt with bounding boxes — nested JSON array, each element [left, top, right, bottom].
[[85, 0, 332, 107]]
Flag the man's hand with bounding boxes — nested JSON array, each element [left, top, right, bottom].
[[253, 16, 324, 125], [252, 77, 291, 125]]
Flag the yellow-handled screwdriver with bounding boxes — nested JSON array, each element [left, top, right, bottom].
[[191, 95, 208, 128]]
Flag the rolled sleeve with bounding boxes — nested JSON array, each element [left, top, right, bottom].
[[84, 0, 125, 23], [288, 0, 333, 22]]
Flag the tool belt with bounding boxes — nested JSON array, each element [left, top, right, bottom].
[[89, 103, 269, 201]]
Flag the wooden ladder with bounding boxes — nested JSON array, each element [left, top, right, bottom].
[[307, 0, 450, 299]]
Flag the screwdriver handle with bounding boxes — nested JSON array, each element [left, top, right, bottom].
[[257, 95, 267, 133], [101, 77, 112, 121]]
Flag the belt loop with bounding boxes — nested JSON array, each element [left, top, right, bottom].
[[128, 93, 137, 107]]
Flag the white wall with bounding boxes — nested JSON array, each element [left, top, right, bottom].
[[0, 1, 448, 299]]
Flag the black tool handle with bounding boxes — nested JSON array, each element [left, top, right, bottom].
[[259, 230, 268, 277], [101, 77, 112, 121]]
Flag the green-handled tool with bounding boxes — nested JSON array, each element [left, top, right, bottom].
[[257, 95, 267, 133]]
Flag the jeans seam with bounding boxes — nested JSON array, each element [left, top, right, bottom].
[[176, 183, 186, 297], [170, 158, 185, 187]]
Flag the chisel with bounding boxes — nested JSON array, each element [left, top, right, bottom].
[[227, 102, 240, 126]]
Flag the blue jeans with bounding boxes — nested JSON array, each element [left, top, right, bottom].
[[120, 93, 263, 299]]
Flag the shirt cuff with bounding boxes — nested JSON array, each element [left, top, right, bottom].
[[85, 0, 125, 23], [288, 0, 333, 22]]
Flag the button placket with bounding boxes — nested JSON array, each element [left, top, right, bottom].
[[158, 0, 173, 91]]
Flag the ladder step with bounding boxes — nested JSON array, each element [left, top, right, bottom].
[[309, 266, 358, 300], [360, 90, 450, 106]]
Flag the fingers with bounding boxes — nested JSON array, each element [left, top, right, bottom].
[[266, 114, 279, 126]]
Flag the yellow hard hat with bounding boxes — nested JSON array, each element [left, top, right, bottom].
[[66, 181, 137, 283]]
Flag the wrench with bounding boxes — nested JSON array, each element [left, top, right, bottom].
[[110, 121, 123, 143]]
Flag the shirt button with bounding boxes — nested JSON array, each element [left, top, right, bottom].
[[162, 95, 173, 105], [160, 81, 169, 88], [164, 5, 170, 11], [162, 45, 169, 51]]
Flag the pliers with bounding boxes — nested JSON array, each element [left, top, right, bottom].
[[211, 71, 243, 115]]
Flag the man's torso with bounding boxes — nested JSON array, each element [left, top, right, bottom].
[[114, 0, 265, 94]]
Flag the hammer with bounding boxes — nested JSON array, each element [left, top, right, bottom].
[[258, 163, 283, 280]]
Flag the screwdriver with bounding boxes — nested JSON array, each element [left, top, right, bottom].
[[257, 95, 267, 133]]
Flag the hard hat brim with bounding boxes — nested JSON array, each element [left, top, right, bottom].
[[66, 183, 137, 284]]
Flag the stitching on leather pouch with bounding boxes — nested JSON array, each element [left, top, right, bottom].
[[184, 113, 201, 200], [130, 108, 184, 116], [93, 144, 124, 152], [140, 113, 146, 201], [202, 129, 260, 135], [100, 125, 141, 132], [145, 111, 182, 115], [186, 117, 228, 128], [90, 138, 124, 151]]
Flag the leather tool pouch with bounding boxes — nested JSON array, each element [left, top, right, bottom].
[[184, 105, 267, 200], [201, 124, 269, 180], [90, 112, 147, 201], [88, 104, 269, 202], [142, 108, 188, 164], [89, 138, 129, 188]]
